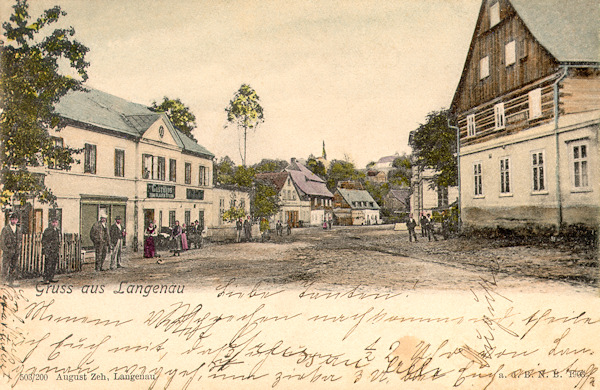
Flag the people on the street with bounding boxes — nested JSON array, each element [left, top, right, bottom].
[[181, 223, 189, 251], [243, 216, 252, 242], [276, 220, 283, 236], [420, 213, 427, 238], [286, 221, 292, 235], [441, 210, 450, 240], [236, 218, 244, 242], [109, 216, 125, 269], [41, 217, 61, 284], [171, 221, 183, 256], [90, 216, 110, 271], [406, 213, 418, 242], [426, 213, 438, 241], [260, 217, 270, 242], [144, 221, 157, 258], [1, 213, 22, 286]]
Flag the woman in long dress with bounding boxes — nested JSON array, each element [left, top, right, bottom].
[[144, 221, 157, 258], [181, 223, 189, 251], [171, 221, 182, 256]]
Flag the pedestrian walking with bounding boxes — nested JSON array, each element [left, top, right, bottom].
[[1, 213, 22, 286], [406, 213, 418, 242], [109, 216, 125, 269], [426, 213, 438, 241], [276, 220, 283, 236], [236, 218, 243, 242], [420, 213, 427, 237], [144, 221, 157, 258], [90, 216, 110, 271], [42, 217, 61, 284], [243, 216, 252, 242], [171, 221, 183, 256]]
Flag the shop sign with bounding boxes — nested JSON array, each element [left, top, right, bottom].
[[186, 188, 204, 200], [147, 184, 175, 199]]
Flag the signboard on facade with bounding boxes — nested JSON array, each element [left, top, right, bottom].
[[186, 188, 204, 200], [147, 184, 175, 199]]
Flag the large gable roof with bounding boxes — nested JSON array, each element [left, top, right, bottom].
[[286, 160, 333, 198], [337, 188, 380, 209], [510, 0, 599, 63], [55, 88, 213, 158], [255, 172, 289, 192]]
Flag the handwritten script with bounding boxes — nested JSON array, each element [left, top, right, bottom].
[[1, 277, 598, 389]]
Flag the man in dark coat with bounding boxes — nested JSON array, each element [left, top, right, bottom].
[[1, 213, 22, 286], [109, 216, 125, 269], [420, 213, 427, 237], [243, 216, 252, 242], [426, 213, 438, 242], [406, 213, 418, 242], [42, 217, 61, 284], [90, 216, 110, 271], [236, 218, 243, 242]]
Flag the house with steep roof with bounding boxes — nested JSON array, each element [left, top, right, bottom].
[[285, 158, 334, 226], [374, 153, 399, 175], [384, 188, 411, 215], [451, 0, 599, 230], [18, 88, 248, 249], [255, 171, 308, 227], [333, 188, 381, 226]]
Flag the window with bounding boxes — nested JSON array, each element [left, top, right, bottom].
[[437, 186, 448, 208], [494, 103, 505, 130], [114, 149, 125, 177], [531, 150, 545, 192], [185, 162, 192, 184], [500, 157, 511, 194], [571, 141, 589, 188], [48, 137, 63, 169], [84, 143, 96, 174], [505, 40, 516, 66], [490, 2, 500, 27], [169, 159, 177, 182], [480, 56, 489, 80], [474, 162, 483, 196], [142, 154, 165, 180], [240, 199, 245, 210], [184, 210, 191, 227], [529, 88, 542, 119], [467, 114, 476, 137], [169, 210, 176, 228], [199, 166, 208, 186]]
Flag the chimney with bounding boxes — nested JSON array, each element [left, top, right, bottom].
[[291, 158, 296, 163]]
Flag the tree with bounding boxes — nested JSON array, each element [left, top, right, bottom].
[[213, 155, 236, 185], [409, 110, 457, 188], [251, 179, 280, 219], [151, 97, 197, 140], [225, 84, 264, 166], [306, 155, 327, 179], [1, 0, 89, 207], [388, 154, 412, 187], [252, 158, 288, 173], [326, 159, 364, 191]]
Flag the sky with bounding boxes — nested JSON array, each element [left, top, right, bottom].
[[1, 0, 481, 168]]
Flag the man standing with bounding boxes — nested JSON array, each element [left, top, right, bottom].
[[243, 216, 252, 242], [109, 216, 125, 269], [90, 216, 110, 271], [236, 218, 243, 242], [406, 213, 418, 242], [426, 213, 438, 242], [42, 217, 61, 284], [276, 220, 283, 236], [1, 213, 22, 286], [420, 213, 427, 238]]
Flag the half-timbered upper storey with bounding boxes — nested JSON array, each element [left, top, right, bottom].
[[451, 0, 600, 146]]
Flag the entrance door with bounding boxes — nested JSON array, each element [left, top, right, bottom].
[[286, 211, 299, 227], [144, 209, 154, 230]]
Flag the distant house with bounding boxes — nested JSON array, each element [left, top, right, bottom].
[[366, 170, 387, 184], [374, 153, 399, 175], [333, 188, 381, 226], [255, 171, 308, 227], [450, 0, 599, 230], [384, 188, 411, 214], [285, 158, 334, 226]]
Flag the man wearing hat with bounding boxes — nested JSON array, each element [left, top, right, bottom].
[[1, 212, 22, 286], [42, 217, 61, 284], [89, 216, 110, 271], [109, 216, 125, 269]]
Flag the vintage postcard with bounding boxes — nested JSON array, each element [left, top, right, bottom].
[[1, 0, 598, 389]]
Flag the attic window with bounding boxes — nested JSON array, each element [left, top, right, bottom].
[[480, 56, 490, 80], [505, 40, 516, 66], [490, 2, 500, 27]]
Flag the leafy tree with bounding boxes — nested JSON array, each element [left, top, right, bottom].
[[150, 97, 197, 140], [1, 0, 89, 206], [409, 109, 457, 188], [225, 84, 264, 166], [213, 155, 236, 185], [252, 158, 288, 173], [326, 159, 364, 191], [251, 179, 280, 219], [366, 161, 376, 169], [232, 165, 255, 188], [388, 154, 412, 187], [364, 181, 389, 209], [222, 206, 246, 222], [306, 156, 327, 179]]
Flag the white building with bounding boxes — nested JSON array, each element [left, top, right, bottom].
[[8, 88, 248, 249]]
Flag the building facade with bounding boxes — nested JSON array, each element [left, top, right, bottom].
[[411, 167, 458, 220], [451, 0, 599, 230], [7, 88, 248, 249], [285, 159, 334, 226], [255, 171, 309, 227], [333, 188, 381, 226]]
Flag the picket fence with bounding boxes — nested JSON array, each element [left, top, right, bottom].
[[17, 233, 82, 277]]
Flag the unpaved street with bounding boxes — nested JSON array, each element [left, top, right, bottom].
[[22, 225, 598, 295]]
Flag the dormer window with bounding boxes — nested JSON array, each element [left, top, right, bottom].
[[480, 56, 490, 80], [490, 2, 500, 27]]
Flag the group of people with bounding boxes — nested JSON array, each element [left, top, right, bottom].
[[236, 216, 254, 242], [144, 220, 204, 259], [235, 216, 293, 243], [406, 211, 452, 242], [89, 215, 126, 271]]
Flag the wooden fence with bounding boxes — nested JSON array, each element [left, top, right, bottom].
[[18, 233, 82, 278]]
